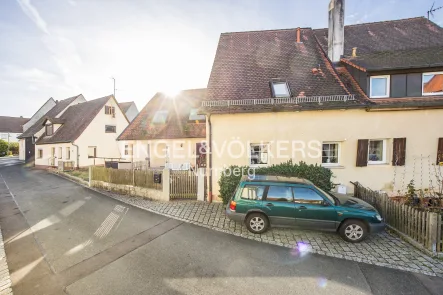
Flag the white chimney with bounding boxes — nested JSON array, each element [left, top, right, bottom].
[[328, 0, 345, 63]]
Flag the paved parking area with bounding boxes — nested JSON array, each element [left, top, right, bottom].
[[94, 189, 443, 277]]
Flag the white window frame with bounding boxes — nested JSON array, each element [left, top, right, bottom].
[[369, 75, 390, 98], [189, 108, 205, 121], [422, 71, 443, 96], [88, 146, 97, 159], [271, 82, 290, 98], [152, 110, 169, 124], [124, 144, 133, 156], [66, 147, 70, 160], [249, 143, 270, 167], [321, 142, 341, 167], [37, 149, 43, 159], [368, 139, 387, 165]]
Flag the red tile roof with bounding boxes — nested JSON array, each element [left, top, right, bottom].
[[118, 89, 206, 140]]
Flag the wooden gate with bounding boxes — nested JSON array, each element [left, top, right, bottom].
[[170, 171, 197, 200]]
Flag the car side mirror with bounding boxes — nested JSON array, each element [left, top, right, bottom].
[[322, 201, 330, 207]]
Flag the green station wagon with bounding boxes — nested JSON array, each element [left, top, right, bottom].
[[226, 176, 385, 242]]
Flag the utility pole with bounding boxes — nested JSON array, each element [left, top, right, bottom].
[[111, 77, 116, 98]]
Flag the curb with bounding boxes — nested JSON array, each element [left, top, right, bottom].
[[0, 226, 13, 295]]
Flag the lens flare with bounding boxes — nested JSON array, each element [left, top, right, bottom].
[[317, 277, 328, 288]]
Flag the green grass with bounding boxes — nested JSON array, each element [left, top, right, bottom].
[[66, 169, 89, 181]]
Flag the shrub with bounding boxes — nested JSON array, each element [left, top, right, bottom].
[[218, 160, 334, 204], [0, 139, 8, 157], [8, 142, 19, 155]]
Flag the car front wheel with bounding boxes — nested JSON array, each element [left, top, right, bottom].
[[245, 213, 269, 234], [339, 219, 368, 243]]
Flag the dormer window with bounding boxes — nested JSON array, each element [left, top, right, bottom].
[[189, 108, 205, 121], [270, 81, 290, 97], [423, 72, 443, 96], [370, 75, 390, 98], [152, 110, 169, 124], [45, 124, 53, 136]]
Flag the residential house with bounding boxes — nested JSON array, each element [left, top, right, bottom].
[[35, 95, 129, 168], [118, 101, 139, 122], [18, 97, 57, 160], [18, 94, 86, 163], [202, 0, 443, 200], [117, 89, 207, 170], [0, 116, 29, 144]]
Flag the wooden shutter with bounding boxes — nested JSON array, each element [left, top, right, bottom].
[[392, 138, 406, 166], [437, 138, 443, 165], [356, 139, 369, 167]]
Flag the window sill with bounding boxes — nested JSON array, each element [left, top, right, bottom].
[[249, 164, 268, 168], [368, 162, 389, 166], [321, 164, 345, 169]]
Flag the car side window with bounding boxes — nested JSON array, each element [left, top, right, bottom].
[[266, 186, 293, 202], [293, 188, 325, 205], [240, 185, 265, 200]]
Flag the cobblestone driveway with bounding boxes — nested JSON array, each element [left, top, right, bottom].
[[94, 188, 443, 277]]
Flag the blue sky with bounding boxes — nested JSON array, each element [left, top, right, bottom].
[[1, 0, 442, 118]]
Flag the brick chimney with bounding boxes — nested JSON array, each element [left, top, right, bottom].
[[328, 0, 345, 63]]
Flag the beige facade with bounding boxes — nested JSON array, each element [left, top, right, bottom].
[[118, 138, 206, 169], [208, 108, 443, 200], [35, 97, 128, 168]]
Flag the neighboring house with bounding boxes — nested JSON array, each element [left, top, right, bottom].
[[202, 0, 443, 200], [18, 97, 57, 160], [118, 101, 139, 122], [117, 89, 207, 170], [35, 95, 129, 168], [18, 94, 86, 163], [0, 116, 29, 144]]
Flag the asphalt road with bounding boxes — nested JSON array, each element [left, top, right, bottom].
[[0, 164, 442, 295], [0, 156, 23, 168]]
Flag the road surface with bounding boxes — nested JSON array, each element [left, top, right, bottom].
[[0, 156, 23, 168], [0, 164, 442, 295]]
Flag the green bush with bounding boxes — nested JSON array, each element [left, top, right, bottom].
[[8, 142, 19, 155], [0, 139, 8, 157], [218, 160, 334, 204]]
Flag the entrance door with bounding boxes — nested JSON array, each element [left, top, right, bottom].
[[292, 187, 337, 231], [262, 185, 295, 226], [25, 137, 35, 163], [50, 147, 55, 166]]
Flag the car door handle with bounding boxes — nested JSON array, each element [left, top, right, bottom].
[[299, 206, 307, 210], [265, 203, 274, 207]]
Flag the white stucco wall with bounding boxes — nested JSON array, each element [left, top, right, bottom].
[[124, 103, 139, 122], [23, 98, 56, 132], [208, 108, 443, 200], [19, 139, 25, 160], [35, 143, 75, 167], [118, 138, 206, 169], [74, 96, 128, 167]]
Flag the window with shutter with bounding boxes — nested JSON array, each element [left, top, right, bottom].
[[392, 138, 406, 166], [356, 139, 369, 167], [437, 138, 443, 165]]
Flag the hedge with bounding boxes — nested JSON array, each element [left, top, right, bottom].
[[0, 140, 8, 157], [218, 160, 334, 204]]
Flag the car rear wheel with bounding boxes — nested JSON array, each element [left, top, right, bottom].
[[339, 219, 368, 243], [245, 213, 269, 234]]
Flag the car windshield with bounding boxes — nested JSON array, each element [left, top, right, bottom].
[[314, 186, 337, 205]]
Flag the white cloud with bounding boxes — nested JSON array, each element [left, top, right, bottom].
[[15, 0, 49, 34]]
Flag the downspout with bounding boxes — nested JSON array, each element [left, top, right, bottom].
[[72, 141, 79, 168], [207, 114, 213, 203]]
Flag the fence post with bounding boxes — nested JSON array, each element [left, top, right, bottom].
[[89, 166, 92, 187], [162, 169, 170, 201], [197, 168, 205, 201], [428, 212, 439, 253]]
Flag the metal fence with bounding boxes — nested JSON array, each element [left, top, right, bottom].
[[91, 166, 162, 190], [170, 170, 198, 200], [352, 181, 442, 254]]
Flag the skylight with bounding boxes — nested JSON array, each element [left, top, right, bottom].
[[189, 108, 205, 121], [152, 110, 169, 124], [271, 82, 290, 97]]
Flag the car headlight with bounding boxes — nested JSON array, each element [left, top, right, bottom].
[[375, 214, 382, 221]]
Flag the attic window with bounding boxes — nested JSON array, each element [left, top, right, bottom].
[[423, 72, 443, 96], [271, 82, 290, 97], [152, 110, 169, 124], [189, 109, 205, 121], [45, 124, 53, 136]]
